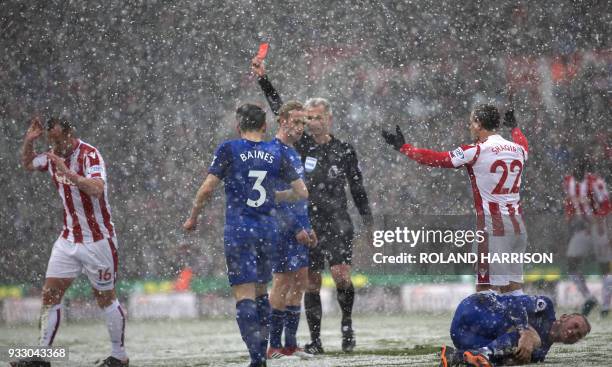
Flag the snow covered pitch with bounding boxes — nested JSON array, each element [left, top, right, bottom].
[[3, 313, 611, 366]]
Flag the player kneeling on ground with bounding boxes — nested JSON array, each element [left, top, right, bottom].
[[183, 104, 308, 367], [16, 117, 128, 367], [439, 292, 590, 366]]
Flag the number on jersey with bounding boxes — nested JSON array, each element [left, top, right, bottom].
[[247, 170, 267, 207], [491, 159, 523, 194]]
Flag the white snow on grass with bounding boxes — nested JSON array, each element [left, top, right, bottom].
[[1, 312, 610, 366]]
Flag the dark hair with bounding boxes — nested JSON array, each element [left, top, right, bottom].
[[574, 158, 589, 180], [236, 104, 266, 132], [472, 104, 500, 131], [46, 117, 74, 132]]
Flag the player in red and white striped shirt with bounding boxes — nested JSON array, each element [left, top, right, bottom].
[[383, 105, 529, 295], [19, 117, 128, 367], [563, 160, 611, 317]]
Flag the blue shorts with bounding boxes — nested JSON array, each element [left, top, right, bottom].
[[224, 227, 277, 286], [272, 230, 309, 273]]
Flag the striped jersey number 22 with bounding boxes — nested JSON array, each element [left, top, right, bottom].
[[491, 159, 523, 194], [247, 170, 268, 207]]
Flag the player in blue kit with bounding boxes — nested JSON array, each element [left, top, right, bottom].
[[266, 101, 318, 359], [183, 103, 308, 367], [440, 292, 590, 366]]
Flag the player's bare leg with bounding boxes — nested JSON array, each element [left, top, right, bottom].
[[287, 268, 308, 304], [92, 288, 128, 366], [304, 271, 324, 354], [268, 273, 291, 357], [331, 264, 355, 352]]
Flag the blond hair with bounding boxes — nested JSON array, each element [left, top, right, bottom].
[[277, 100, 303, 124]]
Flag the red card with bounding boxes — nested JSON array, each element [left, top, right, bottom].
[[256, 42, 269, 59]]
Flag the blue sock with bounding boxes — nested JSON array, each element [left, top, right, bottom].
[[269, 308, 285, 348], [256, 294, 271, 357], [284, 305, 301, 348], [236, 299, 262, 364]]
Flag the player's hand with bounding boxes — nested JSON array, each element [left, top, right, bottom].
[[515, 326, 541, 363], [381, 125, 406, 151], [46, 152, 69, 174], [183, 217, 198, 231], [503, 108, 517, 128], [296, 229, 310, 245], [25, 117, 44, 141], [251, 57, 265, 77]]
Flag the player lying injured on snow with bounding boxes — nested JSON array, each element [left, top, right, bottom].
[[439, 292, 590, 366]]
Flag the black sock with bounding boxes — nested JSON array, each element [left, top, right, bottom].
[[304, 291, 322, 342], [337, 284, 354, 329]]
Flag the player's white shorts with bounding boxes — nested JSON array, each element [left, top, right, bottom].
[[474, 233, 528, 286], [46, 236, 119, 291], [566, 224, 611, 261]]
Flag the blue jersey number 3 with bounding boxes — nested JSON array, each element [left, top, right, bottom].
[[247, 170, 267, 207]]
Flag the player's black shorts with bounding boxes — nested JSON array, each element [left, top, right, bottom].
[[309, 214, 354, 271]]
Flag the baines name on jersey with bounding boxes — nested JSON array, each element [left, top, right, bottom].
[[240, 150, 275, 163], [491, 144, 519, 155]]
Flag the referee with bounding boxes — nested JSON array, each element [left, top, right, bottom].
[[251, 58, 373, 354]]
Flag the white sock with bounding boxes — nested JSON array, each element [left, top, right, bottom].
[[103, 300, 128, 360], [39, 304, 62, 346], [602, 275, 612, 311], [570, 274, 592, 299]]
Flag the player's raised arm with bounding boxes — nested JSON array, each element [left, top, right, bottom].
[[251, 57, 283, 115], [21, 117, 44, 171], [183, 173, 221, 231], [381, 125, 455, 168]]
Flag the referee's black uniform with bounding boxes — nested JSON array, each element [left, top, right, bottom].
[[294, 133, 373, 269], [257, 74, 373, 352]]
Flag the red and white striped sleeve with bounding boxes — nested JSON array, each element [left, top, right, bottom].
[[84, 149, 107, 181], [399, 144, 454, 168], [448, 144, 480, 168], [398, 143, 480, 169]]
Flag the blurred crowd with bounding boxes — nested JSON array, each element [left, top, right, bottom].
[[1, 0, 609, 283]]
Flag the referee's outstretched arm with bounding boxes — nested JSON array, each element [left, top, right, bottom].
[[251, 57, 283, 115]]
